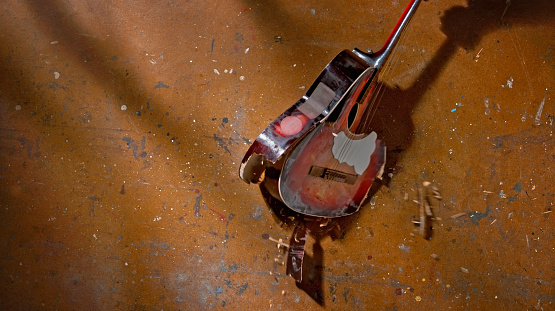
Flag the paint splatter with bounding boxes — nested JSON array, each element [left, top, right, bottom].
[[122, 136, 147, 160], [469, 206, 491, 225], [506, 76, 513, 88], [154, 81, 170, 89], [251, 205, 263, 220], [194, 194, 202, 217], [213, 134, 232, 155], [398, 244, 411, 253]]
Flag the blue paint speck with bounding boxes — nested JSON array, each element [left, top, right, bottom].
[[451, 108, 457, 112]]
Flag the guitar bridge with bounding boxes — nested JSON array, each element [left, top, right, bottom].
[[308, 166, 357, 185]]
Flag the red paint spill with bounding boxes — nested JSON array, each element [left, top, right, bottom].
[[367, 255, 372, 260]]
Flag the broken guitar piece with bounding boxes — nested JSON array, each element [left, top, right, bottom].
[[412, 181, 442, 240], [239, 0, 424, 282]]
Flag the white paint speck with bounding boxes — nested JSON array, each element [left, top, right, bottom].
[[310, 8, 316, 15], [244, 47, 249, 54], [239, 76, 245, 81], [15, 105, 21, 111], [214, 69, 220, 75], [54, 72, 60, 79], [121, 105, 127, 111], [506, 76, 513, 88]]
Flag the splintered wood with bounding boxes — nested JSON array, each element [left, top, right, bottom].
[[412, 181, 441, 239]]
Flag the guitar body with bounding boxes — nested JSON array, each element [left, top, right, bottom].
[[279, 77, 386, 217]]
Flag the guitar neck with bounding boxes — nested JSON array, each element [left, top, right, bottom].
[[359, 0, 423, 70]]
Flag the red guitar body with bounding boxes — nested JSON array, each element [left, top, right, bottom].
[[279, 75, 386, 217]]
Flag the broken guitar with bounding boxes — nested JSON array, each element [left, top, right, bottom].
[[239, 0, 425, 282]]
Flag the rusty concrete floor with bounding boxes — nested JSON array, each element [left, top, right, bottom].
[[0, 0, 553, 310]]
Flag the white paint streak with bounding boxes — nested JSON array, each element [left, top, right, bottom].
[[534, 96, 546, 126]]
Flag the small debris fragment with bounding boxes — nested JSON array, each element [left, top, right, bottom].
[[214, 69, 220, 75], [450, 213, 466, 219], [474, 48, 483, 62], [415, 296, 422, 302], [460, 267, 469, 273], [430, 253, 439, 260], [262, 233, 290, 249]]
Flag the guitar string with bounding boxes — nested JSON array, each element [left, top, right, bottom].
[[363, 26, 411, 131], [329, 32, 407, 178], [332, 14, 414, 177]]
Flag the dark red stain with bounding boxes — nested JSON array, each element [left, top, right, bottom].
[[205, 204, 229, 223], [395, 288, 402, 295]]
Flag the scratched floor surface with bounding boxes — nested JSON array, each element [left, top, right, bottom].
[[0, 0, 553, 310]]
